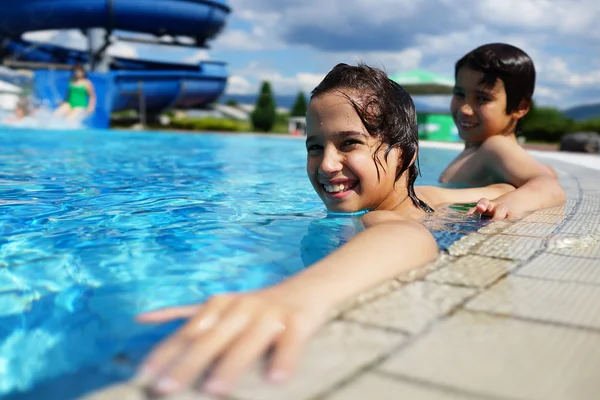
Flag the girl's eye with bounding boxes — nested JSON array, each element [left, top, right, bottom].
[[342, 140, 361, 148]]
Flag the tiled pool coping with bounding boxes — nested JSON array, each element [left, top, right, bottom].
[[82, 153, 600, 400]]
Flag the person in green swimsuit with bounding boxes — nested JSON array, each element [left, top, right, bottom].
[[53, 63, 96, 121]]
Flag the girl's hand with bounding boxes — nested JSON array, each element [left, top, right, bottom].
[[468, 197, 517, 220], [135, 289, 328, 396]]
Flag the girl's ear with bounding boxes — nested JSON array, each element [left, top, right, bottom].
[[511, 98, 531, 120]]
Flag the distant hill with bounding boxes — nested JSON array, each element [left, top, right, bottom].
[[219, 93, 449, 114], [563, 103, 600, 121]]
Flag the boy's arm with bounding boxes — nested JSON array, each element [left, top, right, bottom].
[[415, 183, 515, 209], [477, 176, 565, 219], [480, 136, 565, 216], [136, 219, 438, 396]]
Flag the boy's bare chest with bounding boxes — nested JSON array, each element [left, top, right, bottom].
[[439, 148, 498, 185]]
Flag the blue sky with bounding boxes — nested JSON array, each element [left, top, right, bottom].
[[25, 0, 600, 109]]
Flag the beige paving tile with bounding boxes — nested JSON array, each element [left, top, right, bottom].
[[446, 233, 487, 257], [380, 311, 600, 400], [325, 372, 476, 400], [79, 384, 145, 400], [502, 221, 558, 237], [342, 281, 475, 334], [466, 275, 600, 329], [522, 212, 567, 224], [546, 234, 600, 259], [573, 194, 600, 215], [395, 253, 457, 283], [165, 391, 221, 400], [336, 255, 460, 315], [532, 201, 576, 216], [516, 252, 600, 285], [558, 214, 600, 236], [477, 221, 511, 235], [426, 255, 518, 288], [480, 221, 557, 238], [230, 320, 406, 400], [470, 235, 546, 260]]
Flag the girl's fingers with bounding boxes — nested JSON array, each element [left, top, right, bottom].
[[203, 316, 287, 395], [149, 303, 254, 395], [266, 318, 309, 384], [136, 305, 203, 323], [137, 297, 233, 387]]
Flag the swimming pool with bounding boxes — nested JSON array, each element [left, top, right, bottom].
[[0, 128, 466, 399]]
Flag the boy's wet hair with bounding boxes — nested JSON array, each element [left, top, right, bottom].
[[310, 63, 432, 211], [455, 43, 535, 132]]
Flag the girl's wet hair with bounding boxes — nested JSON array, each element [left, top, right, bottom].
[[310, 62, 432, 212], [455, 43, 536, 133]]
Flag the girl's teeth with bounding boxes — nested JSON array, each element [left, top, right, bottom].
[[324, 184, 348, 193]]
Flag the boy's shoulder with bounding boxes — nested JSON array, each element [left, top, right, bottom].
[[478, 135, 521, 155]]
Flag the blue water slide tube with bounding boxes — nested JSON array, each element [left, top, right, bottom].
[[0, 0, 230, 45], [0, 0, 231, 128]]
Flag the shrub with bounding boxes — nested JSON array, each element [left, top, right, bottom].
[[290, 91, 307, 117], [170, 117, 242, 132], [251, 81, 277, 132]]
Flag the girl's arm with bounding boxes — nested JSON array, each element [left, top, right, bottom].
[[136, 219, 438, 397], [86, 80, 97, 113]]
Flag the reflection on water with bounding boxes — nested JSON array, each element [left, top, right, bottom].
[[423, 203, 492, 251]]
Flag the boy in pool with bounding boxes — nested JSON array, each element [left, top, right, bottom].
[[133, 63, 562, 397], [440, 43, 565, 219]]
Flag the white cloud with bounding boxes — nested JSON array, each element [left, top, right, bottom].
[[225, 75, 253, 94], [222, 0, 600, 107], [182, 50, 210, 63]]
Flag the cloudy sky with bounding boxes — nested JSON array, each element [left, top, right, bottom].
[[26, 0, 600, 109]]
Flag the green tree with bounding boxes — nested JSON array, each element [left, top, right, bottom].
[[225, 98, 239, 107], [251, 81, 277, 132], [290, 91, 307, 117], [522, 100, 573, 142]]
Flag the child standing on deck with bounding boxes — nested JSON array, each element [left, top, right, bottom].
[[132, 63, 562, 397], [440, 43, 565, 220]]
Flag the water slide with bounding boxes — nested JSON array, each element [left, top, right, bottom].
[[0, 0, 231, 128]]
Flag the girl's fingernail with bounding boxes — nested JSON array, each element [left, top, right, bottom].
[[133, 366, 155, 386], [155, 377, 182, 394], [204, 378, 229, 395], [268, 369, 288, 383]]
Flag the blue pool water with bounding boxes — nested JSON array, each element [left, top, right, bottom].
[[0, 128, 468, 399]]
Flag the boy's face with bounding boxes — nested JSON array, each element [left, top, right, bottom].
[[305, 90, 401, 213], [451, 67, 521, 143]]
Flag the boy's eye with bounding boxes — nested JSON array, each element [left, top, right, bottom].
[[477, 95, 490, 103], [306, 144, 323, 152], [452, 90, 465, 98]]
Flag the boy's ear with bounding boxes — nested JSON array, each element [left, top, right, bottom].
[[511, 98, 531, 120]]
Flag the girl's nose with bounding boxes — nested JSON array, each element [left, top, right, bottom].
[[318, 146, 343, 176]]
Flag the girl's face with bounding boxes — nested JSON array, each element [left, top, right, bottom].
[[74, 69, 85, 79], [306, 90, 403, 213]]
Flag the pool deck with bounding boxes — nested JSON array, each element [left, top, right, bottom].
[[83, 150, 600, 400]]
